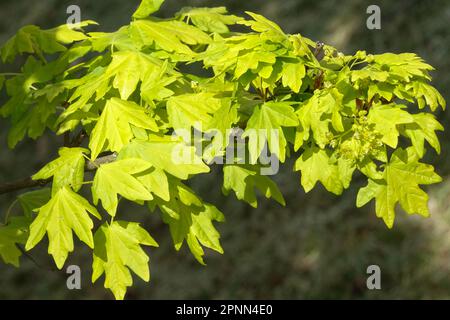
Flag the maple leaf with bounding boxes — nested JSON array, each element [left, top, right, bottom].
[[239, 11, 286, 38], [281, 60, 306, 93], [92, 159, 153, 216], [401, 113, 444, 158], [32, 147, 89, 194], [92, 221, 158, 300], [159, 201, 224, 264], [0, 21, 96, 62], [366, 104, 414, 148], [118, 135, 210, 180], [297, 88, 345, 146], [166, 92, 223, 131], [244, 101, 298, 164], [222, 164, 285, 208], [104, 50, 172, 100], [0, 217, 30, 267], [234, 51, 277, 79], [88, 26, 137, 52], [406, 81, 446, 111], [25, 187, 101, 269], [89, 98, 158, 160], [132, 0, 165, 19], [294, 147, 353, 195], [136, 167, 170, 202], [177, 7, 241, 34], [357, 148, 442, 228], [130, 19, 211, 56]]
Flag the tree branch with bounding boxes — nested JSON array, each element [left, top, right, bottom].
[[85, 154, 117, 170], [0, 153, 117, 195], [0, 177, 51, 195]]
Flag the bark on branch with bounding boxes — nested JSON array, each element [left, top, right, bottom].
[[0, 177, 51, 195], [85, 154, 117, 171], [0, 153, 117, 195]]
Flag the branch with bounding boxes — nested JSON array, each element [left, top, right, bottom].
[[85, 154, 117, 170], [0, 153, 117, 195], [0, 177, 51, 195]]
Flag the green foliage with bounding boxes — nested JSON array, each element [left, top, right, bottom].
[[92, 220, 158, 300], [356, 148, 442, 228], [32, 147, 88, 193], [223, 164, 285, 207], [0, 217, 30, 266], [92, 159, 153, 216], [89, 98, 158, 159], [25, 187, 100, 269], [0, 0, 445, 299], [244, 101, 299, 163]]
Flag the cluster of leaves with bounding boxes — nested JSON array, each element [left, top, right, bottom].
[[0, 0, 445, 299]]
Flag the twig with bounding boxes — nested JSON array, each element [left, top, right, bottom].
[[85, 154, 117, 171], [0, 153, 117, 195], [0, 177, 51, 195]]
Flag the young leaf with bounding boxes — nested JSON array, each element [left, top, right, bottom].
[[295, 92, 336, 149], [0, 217, 30, 267], [89, 26, 137, 52], [294, 147, 344, 195], [133, 0, 165, 19], [356, 148, 442, 228], [282, 60, 306, 93], [32, 147, 89, 194], [234, 50, 277, 79], [366, 104, 414, 148], [136, 167, 170, 201], [166, 92, 223, 131], [1, 22, 95, 62], [177, 7, 241, 33], [92, 159, 153, 216], [104, 51, 170, 100], [244, 101, 298, 163], [118, 136, 210, 180], [25, 187, 101, 269], [406, 81, 446, 111], [160, 202, 224, 265], [92, 221, 158, 300], [222, 164, 285, 208], [89, 98, 158, 160], [239, 11, 286, 38], [372, 53, 434, 80], [401, 113, 444, 157], [57, 67, 110, 125], [130, 19, 210, 56]]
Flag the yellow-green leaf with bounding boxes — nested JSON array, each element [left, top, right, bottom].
[[89, 98, 158, 160], [25, 187, 100, 269], [92, 221, 158, 300], [92, 159, 153, 216]]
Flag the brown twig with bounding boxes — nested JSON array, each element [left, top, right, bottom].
[[0, 153, 117, 195], [0, 177, 51, 195], [85, 154, 117, 171]]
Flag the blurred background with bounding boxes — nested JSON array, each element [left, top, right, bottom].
[[0, 0, 449, 299]]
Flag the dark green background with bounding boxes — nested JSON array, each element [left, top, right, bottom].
[[0, 0, 449, 299]]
